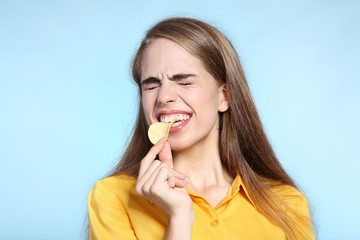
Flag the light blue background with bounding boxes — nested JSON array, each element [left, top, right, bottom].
[[1, 1, 359, 239]]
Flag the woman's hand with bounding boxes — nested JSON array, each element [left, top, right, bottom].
[[135, 139, 193, 217], [135, 139, 194, 239]]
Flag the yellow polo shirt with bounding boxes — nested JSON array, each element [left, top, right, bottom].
[[88, 175, 314, 239]]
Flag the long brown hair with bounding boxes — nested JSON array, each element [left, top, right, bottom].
[[111, 17, 312, 239]]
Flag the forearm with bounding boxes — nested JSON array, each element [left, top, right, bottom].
[[163, 210, 194, 240]]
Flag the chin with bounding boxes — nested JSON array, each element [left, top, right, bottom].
[[168, 139, 192, 152]]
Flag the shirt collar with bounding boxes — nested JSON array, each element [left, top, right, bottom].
[[186, 174, 257, 209], [231, 174, 257, 209]]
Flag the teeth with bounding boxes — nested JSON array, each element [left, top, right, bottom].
[[160, 114, 190, 123], [172, 121, 182, 127]]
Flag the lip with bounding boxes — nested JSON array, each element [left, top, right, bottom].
[[169, 117, 190, 133], [156, 110, 192, 134]]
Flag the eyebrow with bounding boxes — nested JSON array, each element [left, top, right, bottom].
[[141, 73, 196, 85], [141, 77, 160, 86], [169, 73, 196, 81]]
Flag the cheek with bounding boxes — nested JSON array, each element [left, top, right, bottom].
[[192, 89, 219, 111], [141, 96, 153, 124]]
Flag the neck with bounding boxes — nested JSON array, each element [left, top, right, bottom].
[[172, 137, 232, 191]]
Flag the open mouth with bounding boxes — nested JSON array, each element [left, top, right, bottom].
[[159, 113, 191, 127]]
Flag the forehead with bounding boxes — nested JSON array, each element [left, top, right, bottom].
[[140, 38, 205, 78]]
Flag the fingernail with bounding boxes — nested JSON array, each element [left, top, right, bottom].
[[181, 178, 189, 184]]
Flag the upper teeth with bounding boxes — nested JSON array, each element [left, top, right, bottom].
[[160, 114, 190, 123]]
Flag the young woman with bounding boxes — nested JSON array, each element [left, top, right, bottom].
[[88, 17, 315, 240]]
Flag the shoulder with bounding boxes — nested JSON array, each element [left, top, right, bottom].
[[272, 184, 303, 196], [88, 175, 144, 239], [272, 184, 315, 239], [89, 175, 137, 205], [94, 174, 137, 190], [271, 184, 310, 213]]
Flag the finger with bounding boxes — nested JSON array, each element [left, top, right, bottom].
[[158, 141, 173, 168], [152, 166, 176, 191], [175, 177, 188, 188], [139, 138, 165, 177], [167, 171, 176, 189], [173, 169, 188, 187], [143, 163, 175, 195], [173, 169, 188, 179], [145, 166, 186, 188], [136, 160, 162, 196], [137, 160, 161, 186]]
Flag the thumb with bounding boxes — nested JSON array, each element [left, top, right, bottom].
[[158, 141, 173, 168]]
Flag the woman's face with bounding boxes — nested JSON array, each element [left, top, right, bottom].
[[140, 38, 228, 151]]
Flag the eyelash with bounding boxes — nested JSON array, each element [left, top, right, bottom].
[[142, 81, 193, 91], [178, 81, 192, 86], [143, 86, 158, 91]]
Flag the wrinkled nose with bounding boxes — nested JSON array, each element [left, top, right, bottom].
[[157, 82, 177, 105]]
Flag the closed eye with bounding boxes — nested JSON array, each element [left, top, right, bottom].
[[141, 77, 160, 91], [169, 73, 196, 87], [178, 81, 192, 86], [143, 85, 158, 90]]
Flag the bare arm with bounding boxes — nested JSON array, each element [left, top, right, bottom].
[[164, 208, 194, 240]]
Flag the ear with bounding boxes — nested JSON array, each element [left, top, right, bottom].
[[218, 84, 230, 112]]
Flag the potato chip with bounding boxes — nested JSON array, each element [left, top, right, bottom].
[[147, 118, 177, 144]]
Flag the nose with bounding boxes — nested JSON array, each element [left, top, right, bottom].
[[157, 82, 177, 105]]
